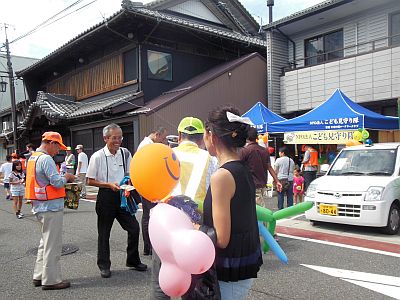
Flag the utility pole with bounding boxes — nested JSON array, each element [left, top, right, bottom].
[[2, 24, 18, 150]]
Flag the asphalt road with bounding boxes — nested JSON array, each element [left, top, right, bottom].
[[0, 194, 399, 300]]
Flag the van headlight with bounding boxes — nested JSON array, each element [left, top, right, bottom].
[[365, 187, 384, 201], [306, 183, 317, 198]]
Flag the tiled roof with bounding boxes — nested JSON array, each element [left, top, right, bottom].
[[21, 90, 142, 127], [18, 1, 265, 76], [263, 0, 351, 29], [125, 5, 266, 47], [17, 9, 125, 76], [145, 0, 259, 32]]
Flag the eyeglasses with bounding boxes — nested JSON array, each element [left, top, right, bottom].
[[107, 136, 124, 141]]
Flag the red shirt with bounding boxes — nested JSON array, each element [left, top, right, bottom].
[[240, 142, 271, 188]]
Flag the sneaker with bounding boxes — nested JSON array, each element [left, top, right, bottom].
[[18, 212, 24, 217], [17, 214, 23, 219], [6, 195, 10, 200]]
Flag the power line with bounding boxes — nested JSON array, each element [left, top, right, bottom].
[[9, 0, 97, 44]]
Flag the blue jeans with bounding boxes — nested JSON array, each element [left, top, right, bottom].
[[277, 181, 293, 210], [219, 278, 254, 300]]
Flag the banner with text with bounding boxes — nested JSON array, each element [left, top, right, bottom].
[[284, 130, 355, 144]]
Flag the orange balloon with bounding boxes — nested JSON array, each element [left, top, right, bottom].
[[130, 143, 180, 202], [345, 139, 362, 147]]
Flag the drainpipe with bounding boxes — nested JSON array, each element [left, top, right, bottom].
[[276, 27, 296, 68]]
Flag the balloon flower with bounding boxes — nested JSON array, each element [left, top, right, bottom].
[[149, 203, 215, 297], [130, 143, 180, 201], [256, 201, 314, 261]]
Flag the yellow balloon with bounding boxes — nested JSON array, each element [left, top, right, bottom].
[[353, 131, 362, 142], [130, 143, 180, 202]]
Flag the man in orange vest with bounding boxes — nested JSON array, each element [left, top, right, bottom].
[[26, 132, 75, 290], [301, 144, 319, 192]]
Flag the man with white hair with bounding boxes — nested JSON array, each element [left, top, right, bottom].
[[87, 123, 147, 279]]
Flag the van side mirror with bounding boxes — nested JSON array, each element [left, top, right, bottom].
[[320, 164, 330, 173]]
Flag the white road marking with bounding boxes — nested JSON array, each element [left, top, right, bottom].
[[278, 233, 400, 258], [80, 198, 96, 203], [302, 264, 400, 299]]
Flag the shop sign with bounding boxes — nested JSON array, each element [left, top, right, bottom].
[[284, 130, 355, 144]]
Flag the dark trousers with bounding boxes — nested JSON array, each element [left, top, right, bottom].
[[277, 181, 293, 210], [95, 188, 141, 271], [141, 198, 156, 253], [303, 171, 317, 192]]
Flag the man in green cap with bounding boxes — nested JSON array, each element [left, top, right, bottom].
[[172, 116, 218, 211]]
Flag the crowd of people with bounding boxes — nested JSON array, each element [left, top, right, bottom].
[[0, 104, 320, 298]]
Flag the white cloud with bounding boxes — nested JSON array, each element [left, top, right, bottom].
[[0, 0, 324, 58]]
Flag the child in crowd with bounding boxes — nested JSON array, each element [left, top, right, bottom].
[[9, 160, 25, 219], [293, 168, 304, 205]]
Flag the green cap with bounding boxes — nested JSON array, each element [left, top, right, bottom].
[[177, 117, 205, 134]]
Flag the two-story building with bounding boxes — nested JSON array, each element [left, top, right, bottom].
[[264, 0, 400, 141], [0, 55, 39, 160], [16, 0, 267, 156]]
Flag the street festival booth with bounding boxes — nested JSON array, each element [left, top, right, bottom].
[[267, 89, 400, 164], [242, 101, 286, 133]]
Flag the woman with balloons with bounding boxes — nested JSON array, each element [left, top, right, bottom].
[[202, 106, 263, 299]]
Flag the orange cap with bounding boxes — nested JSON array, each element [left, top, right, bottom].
[[42, 131, 67, 150], [11, 152, 18, 158]]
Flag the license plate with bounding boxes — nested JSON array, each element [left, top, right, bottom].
[[319, 204, 338, 216]]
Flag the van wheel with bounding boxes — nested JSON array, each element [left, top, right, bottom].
[[382, 204, 400, 235]]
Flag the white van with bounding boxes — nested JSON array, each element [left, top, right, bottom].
[[305, 143, 400, 234]]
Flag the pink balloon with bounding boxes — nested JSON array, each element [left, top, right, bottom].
[[159, 262, 191, 297], [149, 203, 193, 261], [172, 230, 215, 274], [149, 203, 216, 297]]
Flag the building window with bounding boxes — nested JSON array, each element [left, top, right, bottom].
[[147, 50, 172, 81], [123, 48, 138, 83], [305, 30, 343, 66], [391, 12, 400, 46]]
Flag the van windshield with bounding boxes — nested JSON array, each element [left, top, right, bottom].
[[328, 148, 397, 176]]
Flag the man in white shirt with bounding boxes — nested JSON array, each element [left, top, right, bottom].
[[0, 155, 13, 200], [75, 144, 88, 198], [137, 126, 167, 256], [86, 123, 147, 279]]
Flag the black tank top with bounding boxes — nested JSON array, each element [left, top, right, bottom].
[[203, 161, 262, 282]]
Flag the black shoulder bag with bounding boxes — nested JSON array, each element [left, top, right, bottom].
[[182, 226, 221, 300]]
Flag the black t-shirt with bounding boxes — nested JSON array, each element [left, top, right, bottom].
[[203, 160, 262, 282]]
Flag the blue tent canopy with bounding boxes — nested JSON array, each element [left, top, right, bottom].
[[267, 89, 400, 133], [242, 102, 286, 133]]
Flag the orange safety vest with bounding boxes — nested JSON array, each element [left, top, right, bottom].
[[304, 148, 319, 167], [25, 152, 66, 201]]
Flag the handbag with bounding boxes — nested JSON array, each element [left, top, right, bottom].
[[182, 225, 220, 300], [183, 264, 221, 300]]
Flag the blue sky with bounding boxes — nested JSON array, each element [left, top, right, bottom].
[[0, 0, 325, 59]]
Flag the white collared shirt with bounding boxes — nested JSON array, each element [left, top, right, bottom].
[[86, 146, 131, 184], [137, 136, 153, 150]]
